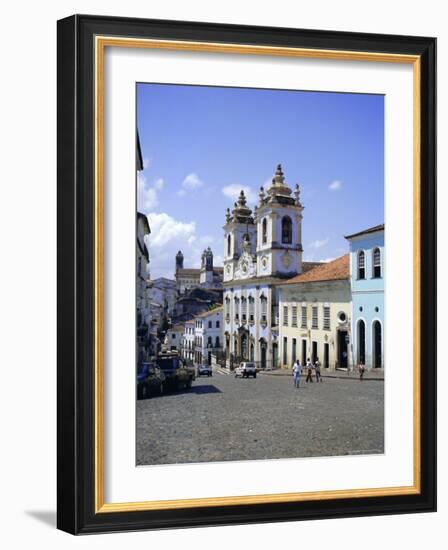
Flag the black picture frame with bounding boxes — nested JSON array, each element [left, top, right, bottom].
[[57, 14, 436, 534]]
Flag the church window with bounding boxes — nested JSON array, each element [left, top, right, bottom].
[[241, 297, 247, 322], [234, 296, 240, 321], [227, 234, 231, 256], [281, 216, 292, 244], [358, 250, 366, 279], [262, 218, 267, 244], [249, 296, 255, 322], [372, 247, 381, 278], [260, 294, 268, 323]]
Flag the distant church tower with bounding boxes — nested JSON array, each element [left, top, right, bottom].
[[200, 247, 214, 285], [175, 250, 184, 273], [256, 164, 304, 278]]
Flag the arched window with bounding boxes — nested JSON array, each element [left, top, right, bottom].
[[372, 247, 381, 278], [227, 234, 231, 256], [358, 250, 366, 279], [262, 218, 267, 244], [281, 216, 292, 244], [215, 336, 220, 348]]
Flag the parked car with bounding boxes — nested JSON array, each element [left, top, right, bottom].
[[197, 364, 213, 377], [234, 362, 257, 378], [157, 352, 196, 390], [137, 362, 166, 399]]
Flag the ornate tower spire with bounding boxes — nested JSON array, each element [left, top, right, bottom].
[[266, 163, 293, 202]]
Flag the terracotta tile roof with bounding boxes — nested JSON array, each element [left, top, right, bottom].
[[344, 224, 384, 239], [283, 255, 349, 285], [302, 261, 324, 273], [169, 325, 185, 332], [177, 268, 200, 276], [195, 305, 224, 318]]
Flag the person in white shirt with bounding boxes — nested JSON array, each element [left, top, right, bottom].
[[292, 360, 302, 388]]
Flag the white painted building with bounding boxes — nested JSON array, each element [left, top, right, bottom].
[[181, 319, 195, 363], [193, 306, 223, 365], [164, 324, 185, 352], [223, 164, 305, 369]]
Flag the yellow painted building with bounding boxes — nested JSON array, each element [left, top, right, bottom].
[[278, 255, 352, 371]]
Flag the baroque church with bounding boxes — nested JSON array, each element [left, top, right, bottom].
[[175, 247, 223, 294], [223, 164, 318, 369]]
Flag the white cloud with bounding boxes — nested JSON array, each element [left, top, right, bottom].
[[137, 172, 158, 212], [309, 238, 329, 249], [154, 178, 164, 190], [145, 213, 224, 279], [221, 184, 257, 204], [176, 189, 187, 197], [147, 212, 196, 248], [328, 180, 342, 191], [183, 172, 204, 190], [320, 257, 336, 263]]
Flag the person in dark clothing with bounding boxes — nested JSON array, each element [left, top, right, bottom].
[[305, 358, 313, 383], [314, 358, 322, 382]]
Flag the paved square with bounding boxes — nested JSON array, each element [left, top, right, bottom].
[[136, 371, 384, 465]]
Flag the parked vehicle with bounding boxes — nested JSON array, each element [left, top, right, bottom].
[[197, 364, 213, 377], [157, 352, 196, 390], [137, 362, 166, 399], [234, 362, 257, 378]]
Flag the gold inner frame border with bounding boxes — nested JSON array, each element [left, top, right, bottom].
[[94, 36, 421, 514]]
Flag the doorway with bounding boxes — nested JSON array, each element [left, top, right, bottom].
[[301, 339, 307, 365], [260, 342, 267, 369], [311, 341, 318, 364], [324, 342, 329, 369], [357, 320, 366, 364], [338, 330, 348, 368], [373, 320, 382, 368]]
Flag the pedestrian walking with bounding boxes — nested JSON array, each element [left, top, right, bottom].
[[359, 362, 365, 381], [314, 358, 322, 382], [292, 359, 302, 388], [305, 358, 313, 383]]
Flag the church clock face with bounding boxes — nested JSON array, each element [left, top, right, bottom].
[[261, 256, 268, 271], [282, 251, 292, 268]]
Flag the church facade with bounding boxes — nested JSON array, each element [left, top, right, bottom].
[[175, 248, 223, 294], [223, 164, 305, 369]]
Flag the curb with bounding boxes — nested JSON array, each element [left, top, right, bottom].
[[259, 371, 384, 381]]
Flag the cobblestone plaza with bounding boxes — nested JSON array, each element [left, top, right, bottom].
[[136, 371, 384, 466]]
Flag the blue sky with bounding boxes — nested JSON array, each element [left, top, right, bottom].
[[137, 83, 384, 280]]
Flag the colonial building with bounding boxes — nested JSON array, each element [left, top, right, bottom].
[[345, 224, 384, 370], [136, 211, 152, 362], [223, 164, 306, 369], [172, 286, 223, 322], [164, 324, 185, 352], [148, 277, 178, 317], [193, 306, 223, 365], [278, 255, 352, 371], [175, 248, 223, 294], [181, 319, 195, 363]]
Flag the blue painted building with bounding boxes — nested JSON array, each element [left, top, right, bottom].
[[345, 224, 384, 370]]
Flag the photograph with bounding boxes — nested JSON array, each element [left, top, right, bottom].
[[135, 83, 385, 466]]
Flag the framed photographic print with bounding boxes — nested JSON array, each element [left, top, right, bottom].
[[57, 14, 436, 534]]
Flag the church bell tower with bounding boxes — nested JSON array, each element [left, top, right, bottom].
[[256, 164, 304, 278]]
